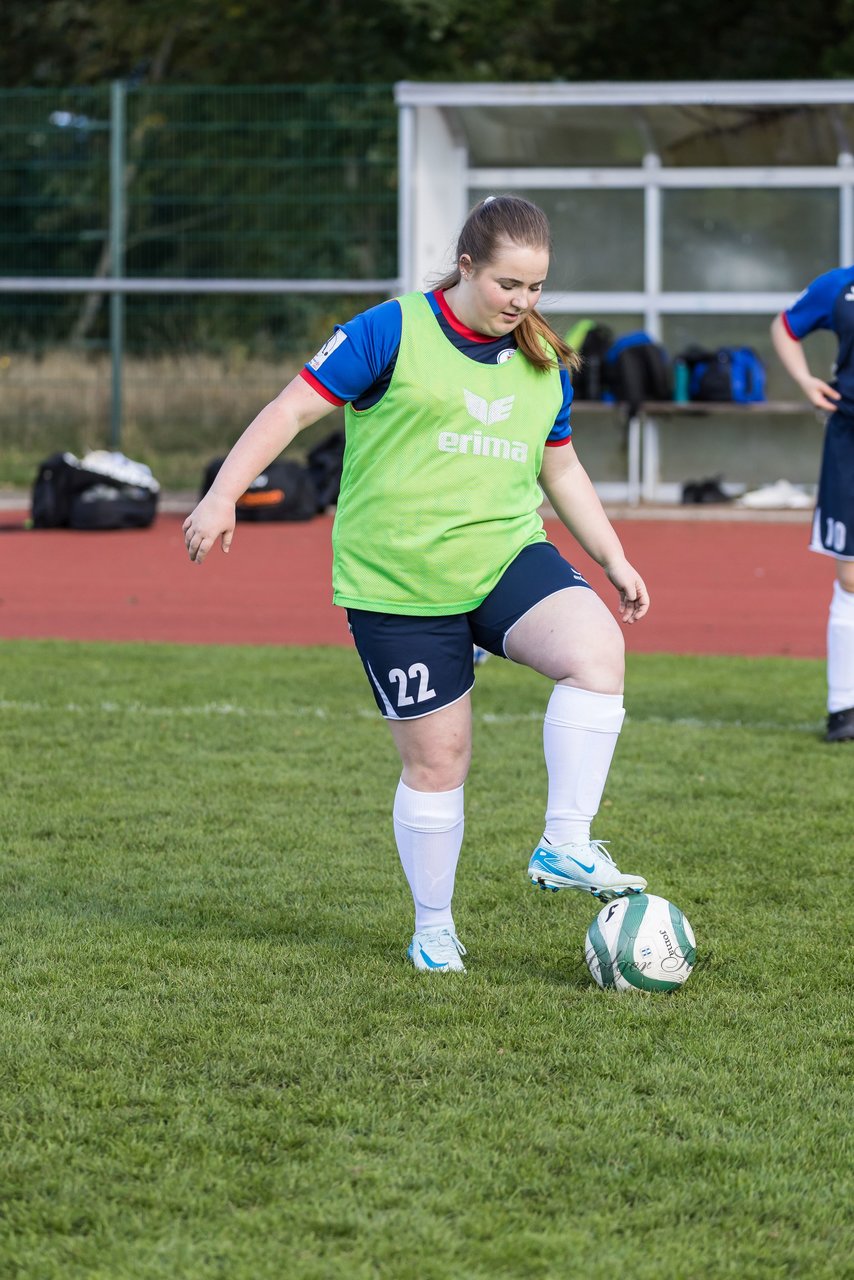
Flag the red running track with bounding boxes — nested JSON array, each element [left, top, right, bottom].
[[0, 509, 835, 657]]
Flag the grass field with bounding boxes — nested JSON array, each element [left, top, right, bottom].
[[1, 640, 851, 1279]]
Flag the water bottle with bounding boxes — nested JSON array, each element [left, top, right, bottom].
[[673, 358, 690, 403]]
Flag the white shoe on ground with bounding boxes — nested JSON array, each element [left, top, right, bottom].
[[407, 927, 467, 972], [737, 479, 813, 510]]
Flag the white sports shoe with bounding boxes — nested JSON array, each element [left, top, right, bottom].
[[473, 645, 491, 666], [528, 837, 647, 902], [737, 479, 813, 510], [407, 927, 467, 972]]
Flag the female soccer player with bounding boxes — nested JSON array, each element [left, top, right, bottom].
[[772, 270, 854, 743], [183, 195, 651, 971]]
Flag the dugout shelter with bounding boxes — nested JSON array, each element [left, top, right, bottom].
[[395, 81, 854, 500]]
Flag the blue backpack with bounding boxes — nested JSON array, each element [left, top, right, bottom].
[[685, 346, 767, 403]]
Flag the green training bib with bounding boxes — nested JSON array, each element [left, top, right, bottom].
[[331, 291, 563, 614]]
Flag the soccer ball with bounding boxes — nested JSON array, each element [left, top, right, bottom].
[[584, 893, 696, 993]]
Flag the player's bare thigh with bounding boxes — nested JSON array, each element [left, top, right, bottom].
[[504, 587, 624, 693], [388, 692, 473, 792], [837, 560, 854, 592]]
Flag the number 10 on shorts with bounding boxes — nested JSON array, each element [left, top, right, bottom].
[[826, 518, 847, 554]]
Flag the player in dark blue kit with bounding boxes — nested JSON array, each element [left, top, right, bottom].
[[771, 268, 854, 742]]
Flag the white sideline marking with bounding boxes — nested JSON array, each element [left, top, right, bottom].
[[0, 699, 821, 732]]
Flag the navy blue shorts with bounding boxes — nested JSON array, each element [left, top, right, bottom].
[[347, 541, 591, 720], [811, 411, 854, 560]]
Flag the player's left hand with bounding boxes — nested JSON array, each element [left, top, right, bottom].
[[606, 559, 650, 623]]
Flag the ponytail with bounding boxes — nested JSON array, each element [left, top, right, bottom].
[[517, 312, 580, 374]]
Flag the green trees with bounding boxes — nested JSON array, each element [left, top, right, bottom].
[[5, 0, 854, 89]]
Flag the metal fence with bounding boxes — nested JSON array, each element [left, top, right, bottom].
[[0, 84, 399, 453]]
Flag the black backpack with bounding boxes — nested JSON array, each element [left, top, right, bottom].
[[604, 332, 672, 412], [306, 430, 345, 510], [565, 320, 615, 400], [201, 457, 318, 522]]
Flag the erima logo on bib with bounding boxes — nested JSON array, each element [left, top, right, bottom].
[[439, 389, 527, 460], [463, 389, 515, 425], [438, 429, 528, 462]]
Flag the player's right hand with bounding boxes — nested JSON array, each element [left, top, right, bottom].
[[802, 376, 841, 413], [183, 491, 236, 564]]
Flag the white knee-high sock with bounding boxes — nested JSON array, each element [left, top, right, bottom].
[[827, 580, 854, 712], [393, 780, 464, 934], [542, 685, 626, 847]]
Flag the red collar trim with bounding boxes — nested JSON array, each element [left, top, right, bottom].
[[433, 289, 496, 344]]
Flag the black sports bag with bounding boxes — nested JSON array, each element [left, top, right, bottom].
[[201, 457, 319, 522], [32, 452, 159, 530]]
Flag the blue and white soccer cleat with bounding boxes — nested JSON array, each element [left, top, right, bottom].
[[407, 927, 467, 972], [528, 837, 647, 902], [473, 645, 491, 667]]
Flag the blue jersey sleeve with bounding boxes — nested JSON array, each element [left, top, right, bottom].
[[784, 268, 851, 340], [303, 298, 402, 402], [546, 365, 574, 444]]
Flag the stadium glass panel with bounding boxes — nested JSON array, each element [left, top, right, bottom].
[[662, 188, 839, 293]]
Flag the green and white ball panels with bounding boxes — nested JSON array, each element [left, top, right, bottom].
[[585, 894, 696, 993]]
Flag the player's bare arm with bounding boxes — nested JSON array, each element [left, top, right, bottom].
[[770, 314, 840, 412], [539, 442, 649, 623], [184, 376, 336, 564]]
